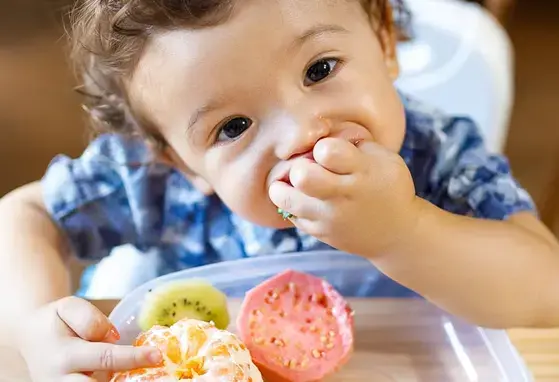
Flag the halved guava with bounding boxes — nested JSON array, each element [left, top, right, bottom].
[[236, 270, 354, 382]]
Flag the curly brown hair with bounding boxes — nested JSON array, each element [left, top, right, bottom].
[[68, 0, 412, 147]]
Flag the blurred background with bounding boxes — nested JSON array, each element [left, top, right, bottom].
[[0, 0, 558, 233]]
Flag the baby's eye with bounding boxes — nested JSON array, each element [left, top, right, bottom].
[[216, 116, 253, 142], [304, 58, 340, 85]]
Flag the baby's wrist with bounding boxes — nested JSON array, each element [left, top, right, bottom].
[[368, 196, 435, 259]]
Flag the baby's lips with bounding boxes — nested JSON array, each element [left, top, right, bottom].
[[328, 136, 363, 146], [323, 124, 371, 147]]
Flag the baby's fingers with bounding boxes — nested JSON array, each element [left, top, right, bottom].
[[313, 137, 361, 174], [269, 181, 324, 220], [64, 340, 162, 373], [56, 297, 120, 343], [289, 159, 340, 200]]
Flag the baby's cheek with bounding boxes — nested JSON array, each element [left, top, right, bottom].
[[212, 169, 280, 227], [373, 107, 406, 153]]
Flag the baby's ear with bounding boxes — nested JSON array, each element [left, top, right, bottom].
[[152, 142, 215, 196], [369, 1, 400, 80], [379, 26, 400, 80]]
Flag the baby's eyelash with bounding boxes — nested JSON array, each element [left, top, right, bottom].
[[212, 116, 253, 145], [304, 57, 344, 86]]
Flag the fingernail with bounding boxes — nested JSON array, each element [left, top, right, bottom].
[[147, 349, 163, 365], [103, 325, 121, 342]]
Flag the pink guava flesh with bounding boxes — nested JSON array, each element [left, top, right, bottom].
[[236, 270, 355, 382]]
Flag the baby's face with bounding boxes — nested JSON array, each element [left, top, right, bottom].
[[129, 0, 406, 228]]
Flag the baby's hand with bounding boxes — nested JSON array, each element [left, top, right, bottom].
[[17, 296, 162, 382], [269, 137, 421, 257]]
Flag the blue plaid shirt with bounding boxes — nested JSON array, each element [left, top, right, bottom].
[[42, 94, 536, 297]]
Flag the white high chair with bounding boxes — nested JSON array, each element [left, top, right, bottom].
[[395, 0, 514, 154], [82, 0, 516, 299]]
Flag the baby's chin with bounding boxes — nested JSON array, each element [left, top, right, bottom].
[[248, 213, 295, 229], [216, 187, 295, 229], [231, 204, 295, 229]]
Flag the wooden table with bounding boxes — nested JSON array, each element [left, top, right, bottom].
[[1, 299, 558, 381]]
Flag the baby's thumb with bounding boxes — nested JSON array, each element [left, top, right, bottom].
[[56, 296, 119, 343]]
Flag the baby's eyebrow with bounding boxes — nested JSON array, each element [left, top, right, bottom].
[[290, 24, 350, 52], [187, 100, 226, 132]]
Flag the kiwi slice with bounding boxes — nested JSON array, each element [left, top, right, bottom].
[[137, 279, 230, 331]]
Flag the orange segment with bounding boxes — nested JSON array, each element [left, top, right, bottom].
[[133, 325, 182, 364], [110, 367, 170, 381]]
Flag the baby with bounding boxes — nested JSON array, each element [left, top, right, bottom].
[[1, 0, 559, 380]]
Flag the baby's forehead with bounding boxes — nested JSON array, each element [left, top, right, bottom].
[[137, 0, 368, 73]]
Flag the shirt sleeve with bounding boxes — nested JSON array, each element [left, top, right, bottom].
[[427, 116, 537, 220], [41, 134, 173, 261]]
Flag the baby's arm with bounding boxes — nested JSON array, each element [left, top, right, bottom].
[[0, 182, 164, 377], [0, 182, 73, 346], [0, 135, 170, 347], [270, 113, 559, 329], [375, 201, 559, 329]]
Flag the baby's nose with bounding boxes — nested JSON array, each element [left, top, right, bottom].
[[275, 115, 331, 160]]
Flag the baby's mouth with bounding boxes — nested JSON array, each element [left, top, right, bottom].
[[270, 137, 365, 190], [277, 150, 315, 187], [278, 172, 293, 187]]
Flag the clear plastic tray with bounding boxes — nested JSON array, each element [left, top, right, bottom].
[[109, 251, 533, 381]]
